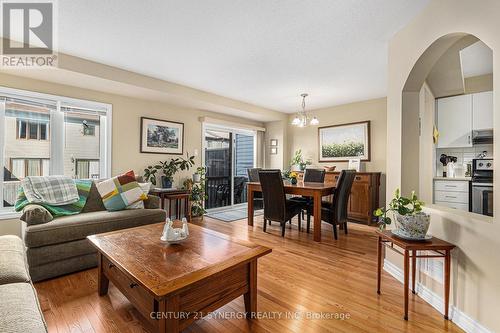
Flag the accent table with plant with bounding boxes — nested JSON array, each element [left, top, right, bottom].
[[144, 154, 195, 188], [374, 189, 430, 240]]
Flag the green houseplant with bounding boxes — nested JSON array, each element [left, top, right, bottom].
[[290, 149, 312, 171], [374, 189, 430, 239], [144, 154, 195, 188], [189, 167, 207, 218]]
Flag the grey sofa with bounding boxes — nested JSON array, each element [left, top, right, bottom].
[[23, 181, 166, 282], [0, 235, 47, 333]]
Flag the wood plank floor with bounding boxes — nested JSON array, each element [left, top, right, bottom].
[[34, 216, 464, 333]]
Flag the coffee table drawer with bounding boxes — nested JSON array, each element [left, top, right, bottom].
[[102, 256, 154, 320]]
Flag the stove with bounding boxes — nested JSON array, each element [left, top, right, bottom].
[[471, 158, 493, 216]]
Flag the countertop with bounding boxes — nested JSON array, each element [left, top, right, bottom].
[[433, 177, 471, 181]]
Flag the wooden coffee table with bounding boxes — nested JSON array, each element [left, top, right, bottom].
[[87, 222, 271, 333]]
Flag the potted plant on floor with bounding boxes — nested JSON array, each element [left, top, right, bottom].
[[144, 154, 195, 188], [190, 167, 207, 220], [374, 189, 430, 240]]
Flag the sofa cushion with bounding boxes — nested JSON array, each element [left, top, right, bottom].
[[0, 236, 30, 284], [96, 170, 147, 211], [80, 181, 106, 213], [25, 208, 166, 248], [20, 204, 54, 226], [0, 283, 47, 333]]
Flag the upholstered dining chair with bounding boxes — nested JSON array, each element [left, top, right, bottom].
[[306, 170, 356, 240], [247, 168, 263, 210], [258, 169, 302, 237], [289, 168, 326, 227]]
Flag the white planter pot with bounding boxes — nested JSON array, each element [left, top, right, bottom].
[[290, 164, 301, 172], [394, 212, 430, 240], [192, 173, 201, 183]]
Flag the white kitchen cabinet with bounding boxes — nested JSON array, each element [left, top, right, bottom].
[[472, 91, 493, 130], [437, 94, 473, 148], [433, 179, 469, 212]]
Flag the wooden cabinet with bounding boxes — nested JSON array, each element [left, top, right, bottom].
[[473, 91, 493, 130], [437, 94, 473, 148], [297, 171, 381, 225]]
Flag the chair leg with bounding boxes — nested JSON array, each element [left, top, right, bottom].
[[333, 224, 338, 240], [263, 219, 267, 232], [298, 213, 302, 231], [344, 222, 348, 234], [281, 222, 286, 237], [268, 220, 272, 226], [289, 219, 292, 229], [301, 210, 305, 219], [306, 212, 310, 233]]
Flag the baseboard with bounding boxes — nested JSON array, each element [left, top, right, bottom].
[[383, 259, 492, 333]]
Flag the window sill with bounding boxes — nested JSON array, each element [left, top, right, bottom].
[[0, 209, 21, 220]]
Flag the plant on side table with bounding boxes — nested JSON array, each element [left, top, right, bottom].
[[374, 188, 430, 240], [290, 149, 312, 171], [144, 154, 195, 188]]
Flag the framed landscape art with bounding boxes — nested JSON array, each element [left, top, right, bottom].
[[318, 121, 370, 162], [140, 117, 184, 154]]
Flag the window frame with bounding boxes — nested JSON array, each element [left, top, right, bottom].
[[0, 86, 112, 218]]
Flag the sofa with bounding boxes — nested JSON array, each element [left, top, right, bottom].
[[23, 181, 166, 282], [0, 235, 47, 333]]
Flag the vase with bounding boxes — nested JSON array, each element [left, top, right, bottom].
[[290, 178, 297, 185], [394, 212, 430, 240], [161, 176, 173, 188]]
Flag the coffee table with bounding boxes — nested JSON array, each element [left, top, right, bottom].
[[87, 222, 271, 333]]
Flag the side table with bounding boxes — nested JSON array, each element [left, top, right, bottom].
[[376, 229, 456, 320], [150, 188, 191, 221]]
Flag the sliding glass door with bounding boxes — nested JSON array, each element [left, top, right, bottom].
[[203, 126, 255, 210]]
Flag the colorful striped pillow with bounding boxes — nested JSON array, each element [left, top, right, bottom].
[[96, 170, 147, 211]]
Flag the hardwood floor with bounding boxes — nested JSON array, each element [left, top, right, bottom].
[[35, 216, 464, 333]]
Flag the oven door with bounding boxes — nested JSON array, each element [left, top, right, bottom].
[[472, 183, 493, 216]]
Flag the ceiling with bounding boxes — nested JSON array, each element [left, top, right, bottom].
[[11, 0, 431, 113], [460, 41, 493, 78]]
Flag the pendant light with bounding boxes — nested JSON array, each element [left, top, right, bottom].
[[292, 93, 318, 127]]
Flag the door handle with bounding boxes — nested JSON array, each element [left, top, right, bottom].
[[129, 283, 138, 288], [108, 263, 115, 269]]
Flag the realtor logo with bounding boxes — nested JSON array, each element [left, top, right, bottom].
[[1, 0, 57, 67]]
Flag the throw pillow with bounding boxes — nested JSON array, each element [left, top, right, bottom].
[[20, 204, 53, 225], [126, 182, 151, 209], [96, 170, 147, 211]]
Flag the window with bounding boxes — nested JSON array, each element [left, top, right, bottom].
[[0, 87, 112, 212]]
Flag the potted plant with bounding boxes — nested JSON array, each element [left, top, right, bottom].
[[144, 154, 195, 188], [190, 167, 207, 219], [288, 171, 299, 185], [290, 149, 312, 171], [374, 189, 430, 240]]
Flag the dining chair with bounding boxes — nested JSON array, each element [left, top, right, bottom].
[[306, 170, 356, 240], [289, 168, 326, 227], [247, 168, 263, 210], [258, 169, 303, 237]]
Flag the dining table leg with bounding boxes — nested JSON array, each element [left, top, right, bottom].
[[247, 186, 254, 227], [313, 191, 321, 242]]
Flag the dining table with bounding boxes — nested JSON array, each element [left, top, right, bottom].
[[247, 181, 336, 242]]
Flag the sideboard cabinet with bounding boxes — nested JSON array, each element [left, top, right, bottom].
[[297, 171, 381, 225]]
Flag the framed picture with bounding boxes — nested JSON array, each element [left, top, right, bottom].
[[318, 121, 370, 162], [270, 139, 278, 146], [270, 147, 278, 155], [140, 117, 184, 154]]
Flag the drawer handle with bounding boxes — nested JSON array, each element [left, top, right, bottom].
[[355, 176, 361, 180], [129, 283, 138, 288], [445, 196, 457, 199], [108, 263, 115, 269], [444, 185, 457, 188]]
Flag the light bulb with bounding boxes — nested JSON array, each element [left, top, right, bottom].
[[292, 116, 300, 125], [310, 117, 319, 125]]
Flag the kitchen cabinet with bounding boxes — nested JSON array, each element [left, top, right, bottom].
[[297, 171, 381, 224], [473, 91, 493, 130], [437, 94, 473, 148], [433, 179, 469, 212]]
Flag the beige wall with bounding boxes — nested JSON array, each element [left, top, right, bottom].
[[465, 73, 493, 94], [387, 0, 500, 331], [0, 72, 264, 236], [287, 98, 387, 204]]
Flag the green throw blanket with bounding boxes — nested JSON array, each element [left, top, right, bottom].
[[15, 179, 93, 217]]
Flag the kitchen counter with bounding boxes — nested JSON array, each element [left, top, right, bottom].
[[434, 177, 471, 181]]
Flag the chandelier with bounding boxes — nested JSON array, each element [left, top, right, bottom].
[[292, 93, 318, 127]]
